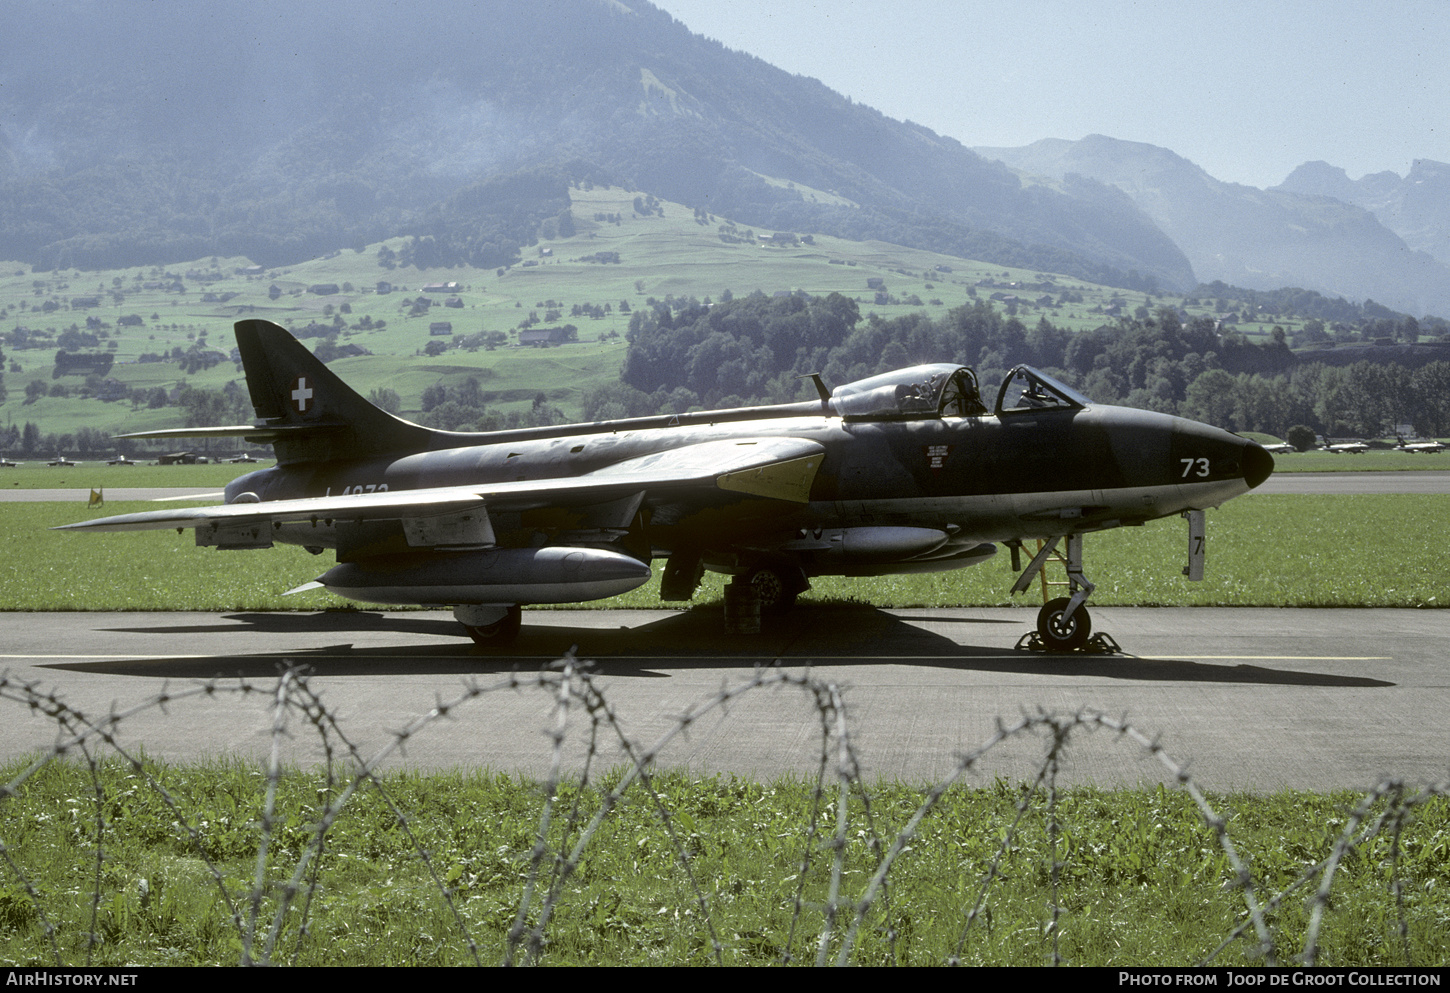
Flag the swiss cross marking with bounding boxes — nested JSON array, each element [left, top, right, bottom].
[[925, 444, 951, 472], [291, 376, 314, 414]]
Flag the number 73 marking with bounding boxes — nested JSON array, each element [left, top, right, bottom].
[[1180, 458, 1210, 478]]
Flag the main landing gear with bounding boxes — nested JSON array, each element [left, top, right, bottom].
[[722, 562, 808, 635], [454, 603, 522, 646], [1010, 534, 1120, 654]]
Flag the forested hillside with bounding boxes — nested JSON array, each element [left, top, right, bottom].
[[0, 0, 1190, 291], [604, 292, 1450, 440], [4, 1, 1448, 457]]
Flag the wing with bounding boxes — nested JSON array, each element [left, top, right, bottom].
[[54, 437, 826, 538]]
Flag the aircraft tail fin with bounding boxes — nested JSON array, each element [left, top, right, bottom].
[[234, 319, 432, 463]]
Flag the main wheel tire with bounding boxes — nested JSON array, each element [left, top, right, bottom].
[[464, 604, 522, 646], [746, 566, 798, 614], [1036, 597, 1091, 652]]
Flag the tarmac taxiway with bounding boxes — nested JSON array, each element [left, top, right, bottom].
[[2, 606, 1444, 792]]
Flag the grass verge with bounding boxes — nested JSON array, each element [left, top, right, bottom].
[[4, 494, 1445, 611]]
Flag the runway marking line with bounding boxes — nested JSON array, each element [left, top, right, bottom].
[[2, 654, 212, 660], [1173, 655, 1391, 661]]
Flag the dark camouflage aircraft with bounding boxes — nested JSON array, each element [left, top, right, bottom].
[[60, 320, 1273, 651]]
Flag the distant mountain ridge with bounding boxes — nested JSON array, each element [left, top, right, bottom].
[[2, 0, 1445, 318], [1276, 158, 1450, 266], [0, 0, 1189, 290], [975, 135, 1450, 317]]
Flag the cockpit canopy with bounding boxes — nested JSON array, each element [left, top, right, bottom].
[[993, 365, 1092, 414], [829, 363, 1088, 420], [831, 364, 986, 420]]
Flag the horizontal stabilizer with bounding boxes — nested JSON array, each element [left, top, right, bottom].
[[114, 423, 346, 443], [54, 486, 491, 533]]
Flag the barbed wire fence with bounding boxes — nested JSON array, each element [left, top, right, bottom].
[[0, 656, 1445, 967]]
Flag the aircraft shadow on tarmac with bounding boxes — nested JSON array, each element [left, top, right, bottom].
[[55, 605, 1395, 689]]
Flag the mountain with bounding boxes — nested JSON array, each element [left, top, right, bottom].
[[975, 135, 1450, 317], [1276, 159, 1450, 266], [0, 0, 1192, 291]]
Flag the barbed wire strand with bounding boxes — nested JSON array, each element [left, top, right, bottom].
[[504, 653, 577, 966], [781, 675, 837, 965]]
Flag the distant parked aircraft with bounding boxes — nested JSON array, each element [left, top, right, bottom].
[[158, 452, 210, 465], [1321, 438, 1368, 454], [1262, 441, 1295, 454], [1395, 435, 1444, 454], [0, 455, 19, 467], [224, 453, 263, 463], [47, 455, 77, 467], [106, 454, 139, 465]]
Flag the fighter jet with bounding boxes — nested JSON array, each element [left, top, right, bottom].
[[224, 452, 263, 463], [0, 455, 19, 468], [1261, 441, 1295, 455], [58, 319, 1273, 651], [1395, 434, 1444, 454], [106, 454, 139, 466], [1321, 438, 1369, 454], [47, 455, 77, 467]]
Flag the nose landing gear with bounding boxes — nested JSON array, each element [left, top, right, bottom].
[[1010, 533, 1120, 654]]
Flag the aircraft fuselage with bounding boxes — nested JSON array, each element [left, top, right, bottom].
[[66, 322, 1276, 648], [225, 402, 1269, 564]]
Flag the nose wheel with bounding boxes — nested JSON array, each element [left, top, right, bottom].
[[1036, 596, 1092, 651]]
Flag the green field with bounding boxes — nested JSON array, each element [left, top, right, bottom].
[[3, 494, 1442, 611], [0, 463, 258, 490], [0, 184, 1340, 442]]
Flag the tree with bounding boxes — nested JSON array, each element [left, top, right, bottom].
[[1286, 425, 1317, 452], [176, 386, 227, 428], [368, 387, 402, 414], [1411, 362, 1450, 437], [421, 383, 447, 412], [1182, 369, 1237, 429]]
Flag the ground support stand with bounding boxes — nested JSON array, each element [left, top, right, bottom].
[[1014, 630, 1123, 654]]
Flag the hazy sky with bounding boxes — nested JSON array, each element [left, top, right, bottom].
[[651, 0, 1450, 190]]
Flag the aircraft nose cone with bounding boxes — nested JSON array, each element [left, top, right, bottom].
[[1242, 442, 1274, 489]]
